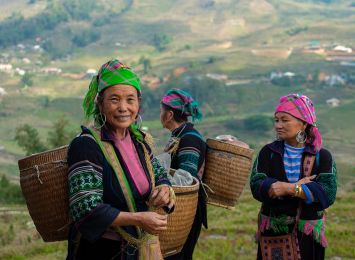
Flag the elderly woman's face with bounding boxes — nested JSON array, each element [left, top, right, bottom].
[[160, 106, 174, 130], [99, 84, 140, 132], [274, 112, 306, 143]]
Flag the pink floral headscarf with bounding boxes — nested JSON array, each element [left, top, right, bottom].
[[275, 93, 322, 151]]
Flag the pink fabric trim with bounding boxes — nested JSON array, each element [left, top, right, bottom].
[[258, 213, 328, 248], [113, 132, 150, 196]]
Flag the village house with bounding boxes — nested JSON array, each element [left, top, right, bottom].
[[0, 64, 13, 73], [33, 45, 42, 51], [86, 69, 97, 77], [270, 71, 295, 80], [22, 58, 31, 64], [326, 98, 340, 107], [0, 87, 6, 102], [40, 67, 62, 74], [15, 68, 26, 76], [0, 87, 6, 96], [333, 45, 352, 53], [206, 73, 228, 81]]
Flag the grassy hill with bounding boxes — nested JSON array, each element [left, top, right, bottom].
[[0, 0, 355, 180], [0, 2, 354, 259]]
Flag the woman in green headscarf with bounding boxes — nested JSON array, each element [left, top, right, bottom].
[[67, 59, 175, 260]]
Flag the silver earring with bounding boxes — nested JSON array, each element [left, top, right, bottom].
[[94, 113, 106, 129], [135, 114, 142, 129], [296, 130, 307, 143]]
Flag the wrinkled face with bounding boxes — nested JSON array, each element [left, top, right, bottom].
[[160, 105, 173, 129], [274, 112, 306, 143], [99, 84, 140, 132]]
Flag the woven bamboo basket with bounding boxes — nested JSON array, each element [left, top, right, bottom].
[[204, 139, 254, 209], [158, 177, 199, 257], [18, 146, 70, 242]]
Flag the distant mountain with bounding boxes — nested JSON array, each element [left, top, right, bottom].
[[0, 0, 354, 178]]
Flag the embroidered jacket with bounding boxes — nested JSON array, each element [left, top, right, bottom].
[[67, 126, 170, 259], [170, 122, 206, 177], [250, 140, 337, 246], [170, 122, 208, 231]]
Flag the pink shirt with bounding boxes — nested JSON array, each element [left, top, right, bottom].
[[112, 132, 150, 196]]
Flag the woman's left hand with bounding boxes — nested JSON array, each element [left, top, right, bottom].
[[268, 181, 294, 198], [151, 186, 171, 208]]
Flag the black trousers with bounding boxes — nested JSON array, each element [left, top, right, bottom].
[[75, 237, 124, 260]]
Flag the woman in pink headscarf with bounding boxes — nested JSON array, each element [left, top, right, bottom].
[[250, 93, 337, 260]]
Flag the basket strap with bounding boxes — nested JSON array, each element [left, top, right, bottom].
[[87, 128, 144, 240]]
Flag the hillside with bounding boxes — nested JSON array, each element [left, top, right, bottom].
[[0, 0, 354, 179], [0, 1, 354, 259]]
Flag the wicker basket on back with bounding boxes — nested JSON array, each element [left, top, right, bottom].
[[18, 146, 70, 242], [158, 177, 199, 257], [203, 138, 254, 209]]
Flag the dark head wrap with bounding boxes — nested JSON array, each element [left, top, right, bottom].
[[161, 88, 203, 122]]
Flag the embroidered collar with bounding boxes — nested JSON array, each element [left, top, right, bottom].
[[267, 140, 316, 156], [81, 125, 142, 144], [171, 122, 194, 137]]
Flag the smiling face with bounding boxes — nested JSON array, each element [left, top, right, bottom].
[[99, 84, 140, 136], [274, 112, 307, 146]]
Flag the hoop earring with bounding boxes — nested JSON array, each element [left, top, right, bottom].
[[135, 114, 142, 129], [94, 113, 106, 129], [296, 130, 307, 143]]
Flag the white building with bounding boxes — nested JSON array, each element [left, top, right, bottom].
[[0, 87, 7, 96], [0, 64, 13, 72], [333, 45, 352, 53], [15, 68, 26, 76], [40, 67, 62, 74], [206, 73, 228, 81], [86, 69, 97, 77], [326, 98, 340, 107], [23, 58, 31, 64]]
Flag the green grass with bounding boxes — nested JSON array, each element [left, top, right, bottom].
[[1, 190, 354, 259]]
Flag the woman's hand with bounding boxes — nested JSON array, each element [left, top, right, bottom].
[[151, 185, 174, 209], [268, 181, 294, 198], [137, 212, 168, 235], [296, 175, 316, 185]]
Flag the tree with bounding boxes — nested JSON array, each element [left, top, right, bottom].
[[244, 115, 273, 133], [139, 56, 152, 74], [0, 174, 25, 204], [72, 29, 100, 47], [152, 33, 171, 52], [47, 117, 74, 147], [15, 124, 47, 155], [20, 73, 33, 87]]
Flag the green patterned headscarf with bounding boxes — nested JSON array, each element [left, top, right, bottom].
[[83, 59, 141, 120], [82, 59, 143, 140]]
